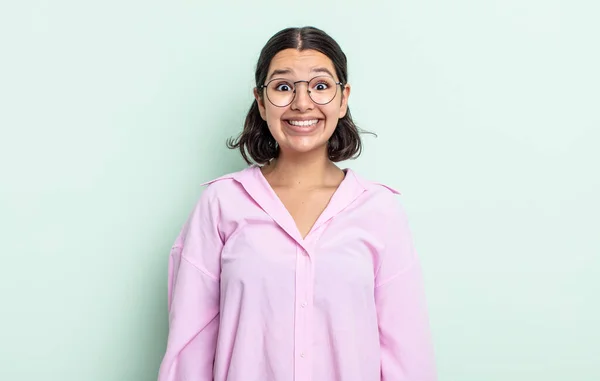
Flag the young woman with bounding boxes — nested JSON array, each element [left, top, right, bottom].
[[157, 26, 437, 381]]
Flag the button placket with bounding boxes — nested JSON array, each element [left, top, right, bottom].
[[294, 244, 310, 379], [294, 227, 327, 380], [295, 239, 318, 380], [302, 246, 311, 361]]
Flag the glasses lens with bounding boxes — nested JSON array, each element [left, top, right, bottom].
[[266, 79, 295, 107], [308, 76, 338, 105]]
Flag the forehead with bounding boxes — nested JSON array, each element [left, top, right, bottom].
[[268, 49, 336, 78]]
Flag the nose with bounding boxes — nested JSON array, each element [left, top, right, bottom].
[[290, 81, 314, 112]]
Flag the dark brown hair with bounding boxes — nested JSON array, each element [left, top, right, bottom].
[[227, 26, 371, 165]]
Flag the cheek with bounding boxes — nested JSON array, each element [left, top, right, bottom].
[[265, 107, 286, 124], [323, 106, 341, 125]]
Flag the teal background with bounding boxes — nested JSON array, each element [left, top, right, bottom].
[[1, 1, 598, 380]]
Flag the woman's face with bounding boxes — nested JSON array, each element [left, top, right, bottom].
[[254, 48, 351, 159]]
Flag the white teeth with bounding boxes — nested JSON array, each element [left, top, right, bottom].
[[288, 119, 318, 127]]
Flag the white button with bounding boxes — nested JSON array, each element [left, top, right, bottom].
[[301, 302, 307, 308], [300, 352, 306, 358]]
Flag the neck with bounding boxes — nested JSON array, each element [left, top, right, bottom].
[[261, 147, 343, 189]]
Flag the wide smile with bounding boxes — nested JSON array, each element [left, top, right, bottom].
[[284, 119, 323, 133]]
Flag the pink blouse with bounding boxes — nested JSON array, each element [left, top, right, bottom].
[[157, 165, 437, 381]]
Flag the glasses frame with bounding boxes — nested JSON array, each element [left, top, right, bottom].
[[258, 76, 344, 107]]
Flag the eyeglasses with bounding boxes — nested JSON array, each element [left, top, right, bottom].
[[258, 76, 344, 107]]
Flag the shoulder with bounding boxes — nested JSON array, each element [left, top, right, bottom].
[[196, 166, 252, 200], [347, 168, 401, 195], [348, 168, 401, 199], [347, 168, 408, 218], [181, 167, 250, 231]]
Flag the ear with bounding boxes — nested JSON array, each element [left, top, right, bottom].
[[338, 83, 351, 118], [254, 87, 267, 121]]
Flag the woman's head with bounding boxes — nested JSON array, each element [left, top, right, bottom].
[[227, 26, 366, 165]]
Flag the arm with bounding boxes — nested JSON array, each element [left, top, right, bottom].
[[157, 189, 223, 381], [375, 198, 437, 381]]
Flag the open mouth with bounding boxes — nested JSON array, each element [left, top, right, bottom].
[[284, 119, 322, 131], [287, 119, 319, 127]]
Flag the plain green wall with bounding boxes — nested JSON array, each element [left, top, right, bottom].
[[1, 1, 598, 380]]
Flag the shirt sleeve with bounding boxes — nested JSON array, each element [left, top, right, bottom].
[[374, 197, 437, 381], [157, 188, 223, 381]]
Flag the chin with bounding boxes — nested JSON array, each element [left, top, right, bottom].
[[281, 140, 329, 156], [270, 125, 334, 156]]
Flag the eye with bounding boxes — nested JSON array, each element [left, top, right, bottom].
[[310, 77, 335, 91], [273, 81, 293, 92]]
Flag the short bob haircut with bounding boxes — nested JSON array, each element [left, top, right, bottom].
[[227, 26, 369, 165]]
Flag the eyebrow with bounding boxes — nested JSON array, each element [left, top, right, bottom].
[[268, 68, 293, 81], [311, 67, 335, 78], [267, 67, 337, 81]]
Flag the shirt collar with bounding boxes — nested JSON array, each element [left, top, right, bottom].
[[201, 165, 399, 246]]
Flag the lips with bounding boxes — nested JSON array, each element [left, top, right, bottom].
[[284, 119, 322, 133]]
